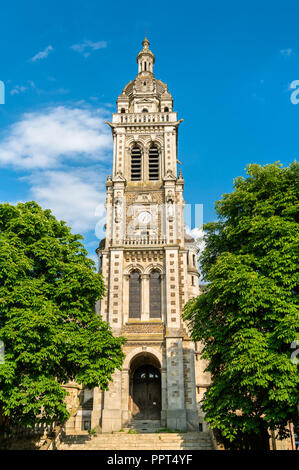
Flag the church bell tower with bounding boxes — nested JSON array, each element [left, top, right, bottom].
[[92, 38, 210, 433]]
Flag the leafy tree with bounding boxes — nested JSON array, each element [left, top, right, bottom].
[[183, 162, 299, 449], [0, 202, 125, 432]]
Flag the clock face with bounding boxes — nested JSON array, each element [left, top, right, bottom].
[[138, 211, 152, 224]]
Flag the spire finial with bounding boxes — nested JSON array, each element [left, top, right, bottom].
[[137, 36, 155, 74], [142, 36, 150, 50]]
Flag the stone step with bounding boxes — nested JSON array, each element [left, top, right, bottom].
[[88, 442, 212, 447], [125, 420, 162, 433], [59, 431, 214, 450], [60, 445, 213, 450], [60, 447, 212, 450], [60, 444, 213, 449], [62, 434, 211, 443], [62, 432, 210, 438], [91, 437, 211, 442]]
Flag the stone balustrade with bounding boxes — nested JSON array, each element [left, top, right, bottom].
[[122, 236, 167, 246], [112, 112, 177, 125]]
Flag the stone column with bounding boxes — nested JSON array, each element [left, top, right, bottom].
[[160, 273, 166, 322], [121, 368, 130, 425], [101, 369, 122, 433], [161, 367, 167, 427], [141, 273, 150, 321], [183, 343, 198, 430], [91, 387, 102, 430], [123, 273, 130, 324]]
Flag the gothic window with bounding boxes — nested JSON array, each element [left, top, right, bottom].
[[193, 254, 196, 266], [129, 270, 141, 318], [148, 145, 159, 180], [150, 269, 161, 318], [131, 146, 142, 181]]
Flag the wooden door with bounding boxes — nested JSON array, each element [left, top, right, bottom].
[[132, 365, 161, 420]]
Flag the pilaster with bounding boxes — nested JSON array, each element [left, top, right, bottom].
[[165, 247, 181, 329], [101, 369, 122, 433], [108, 249, 123, 328], [165, 336, 187, 430]]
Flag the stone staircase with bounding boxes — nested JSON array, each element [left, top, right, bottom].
[[59, 428, 214, 450], [125, 420, 162, 433]]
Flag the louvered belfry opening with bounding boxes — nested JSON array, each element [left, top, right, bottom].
[[148, 145, 159, 180], [150, 269, 161, 318], [131, 146, 142, 181], [129, 270, 141, 318]]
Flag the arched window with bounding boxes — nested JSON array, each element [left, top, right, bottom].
[[164, 107, 169, 112], [142, 108, 148, 113], [129, 270, 141, 318], [150, 270, 161, 318], [120, 108, 126, 113], [131, 146, 142, 181], [148, 145, 159, 180]]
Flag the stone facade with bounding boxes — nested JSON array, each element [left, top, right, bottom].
[[87, 38, 210, 434], [68, 38, 210, 434]]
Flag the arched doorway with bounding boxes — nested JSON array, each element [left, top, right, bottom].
[[129, 354, 161, 420]]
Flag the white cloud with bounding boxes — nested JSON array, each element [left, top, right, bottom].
[[71, 40, 107, 58], [10, 85, 28, 95], [280, 48, 293, 57], [25, 167, 107, 233], [0, 106, 112, 169], [10, 80, 35, 96], [0, 104, 113, 236], [30, 45, 54, 62]]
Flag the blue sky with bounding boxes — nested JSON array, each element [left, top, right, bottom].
[[0, 0, 298, 262]]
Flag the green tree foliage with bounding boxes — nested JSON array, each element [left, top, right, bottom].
[[0, 202, 125, 430], [183, 162, 299, 449]]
